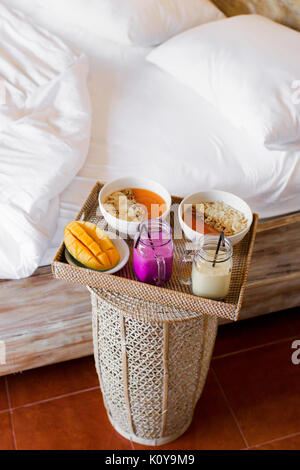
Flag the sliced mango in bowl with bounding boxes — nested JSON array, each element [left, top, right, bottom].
[[64, 221, 120, 271]]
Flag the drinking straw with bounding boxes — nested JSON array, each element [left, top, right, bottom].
[[134, 223, 156, 255], [134, 225, 145, 249], [212, 231, 225, 268]]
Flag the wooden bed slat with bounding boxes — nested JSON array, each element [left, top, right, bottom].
[[247, 216, 300, 283], [0, 269, 91, 376]]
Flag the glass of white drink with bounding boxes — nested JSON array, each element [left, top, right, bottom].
[[179, 235, 233, 300]]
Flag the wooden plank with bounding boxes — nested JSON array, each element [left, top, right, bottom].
[[0, 269, 92, 376], [247, 217, 300, 283], [213, 0, 300, 31], [238, 211, 300, 321], [257, 211, 300, 232], [241, 273, 300, 320]]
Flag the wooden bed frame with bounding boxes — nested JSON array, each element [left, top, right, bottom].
[[1, 0, 300, 376]]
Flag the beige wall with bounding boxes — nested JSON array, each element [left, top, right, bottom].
[[213, 0, 300, 31]]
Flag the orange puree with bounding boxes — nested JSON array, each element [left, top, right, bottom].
[[132, 188, 166, 218], [183, 211, 219, 235]]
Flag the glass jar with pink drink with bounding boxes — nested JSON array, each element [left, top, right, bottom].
[[133, 219, 173, 286]]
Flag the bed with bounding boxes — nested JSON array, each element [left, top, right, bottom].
[[1, 0, 300, 375]]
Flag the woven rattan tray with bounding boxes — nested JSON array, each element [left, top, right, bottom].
[[52, 182, 258, 321]]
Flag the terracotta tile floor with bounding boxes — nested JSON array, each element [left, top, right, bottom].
[[0, 307, 300, 450]]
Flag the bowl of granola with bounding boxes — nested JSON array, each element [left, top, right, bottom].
[[99, 177, 171, 238], [178, 190, 253, 246]]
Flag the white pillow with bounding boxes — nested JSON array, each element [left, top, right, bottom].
[[147, 14, 300, 148], [26, 0, 224, 47]]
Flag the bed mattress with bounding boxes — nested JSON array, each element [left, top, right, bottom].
[[7, 1, 300, 266]]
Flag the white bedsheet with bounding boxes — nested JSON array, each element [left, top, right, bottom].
[[6, 1, 300, 268], [0, 3, 91, 278]]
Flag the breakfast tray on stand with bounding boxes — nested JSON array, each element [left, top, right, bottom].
[[52, 182, 258, 446]]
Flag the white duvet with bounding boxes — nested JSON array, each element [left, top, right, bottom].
[[0, 3, 91, 279]]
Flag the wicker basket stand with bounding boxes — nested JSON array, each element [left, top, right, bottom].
[[90, 288, 218, 446]]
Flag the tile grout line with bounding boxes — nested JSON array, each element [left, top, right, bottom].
[[211, 367, 249, 450], [4, 377, 17, 450], [212, 334, 299, 360], [10, 382, 135, 450], [249, 430, 300, 450], [3, 381, 135, 450], [8, 385, 101, 412]]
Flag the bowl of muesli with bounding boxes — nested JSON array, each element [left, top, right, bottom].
[[179, 190, 253, 246], [99, 177, 171, 238]]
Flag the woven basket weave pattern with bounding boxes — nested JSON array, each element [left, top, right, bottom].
[[91, 289, 218, 445]]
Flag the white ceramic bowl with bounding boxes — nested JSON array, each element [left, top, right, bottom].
[[178, 190, 253, 246], [99, 177, 171, 238], [65, 230, 130, 274]]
